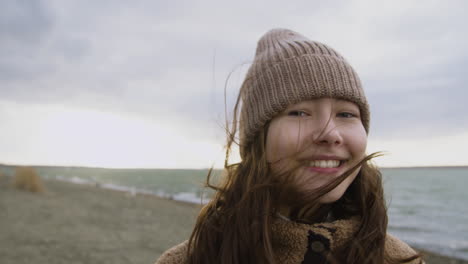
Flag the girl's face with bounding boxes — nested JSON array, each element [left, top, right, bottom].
[[266, 98, 367, 204]]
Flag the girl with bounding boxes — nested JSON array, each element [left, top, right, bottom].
[[156, 28, 423, 264]]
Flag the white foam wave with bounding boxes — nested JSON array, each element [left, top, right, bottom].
[[49, 175, 208, 204]]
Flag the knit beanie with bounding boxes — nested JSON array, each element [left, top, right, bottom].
[[239, 28, 369, 153]]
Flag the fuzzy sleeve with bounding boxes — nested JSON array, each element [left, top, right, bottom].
[[155, 240, 189, 264], [385, 234, 424, 264]]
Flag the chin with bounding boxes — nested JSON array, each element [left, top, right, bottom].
[[318, 189, 346, 204], [318, 168, 360, 204]]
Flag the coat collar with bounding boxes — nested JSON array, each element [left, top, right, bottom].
[[271, 216, 360, 264]]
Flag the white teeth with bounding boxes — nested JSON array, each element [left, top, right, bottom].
[[309, 160, 340, 168]]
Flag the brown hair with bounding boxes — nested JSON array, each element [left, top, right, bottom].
[[186, 92, 421, 264]]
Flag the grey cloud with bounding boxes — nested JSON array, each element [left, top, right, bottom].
[[0, 0, 54, 81], [0, 0, 92, 96], [0, 0, 252, 102], [368, 71, 468, 139], [366, 44, 468, 139], [355, 2, 468, 139], [0, 0, 52, 42], [1, 0, 467, 144]]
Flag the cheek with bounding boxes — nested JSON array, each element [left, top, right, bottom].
[[265, 121, 302, 163], [347, 126, 367, 158]]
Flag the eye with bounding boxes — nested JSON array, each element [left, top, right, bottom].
[[337, 112, 358, 118], [288, 110, 308, 117]]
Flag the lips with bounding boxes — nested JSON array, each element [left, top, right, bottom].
[[309, 160, 342, 168], [306, 159, 345, 173]]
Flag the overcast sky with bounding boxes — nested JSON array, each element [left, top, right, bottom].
[[1, 0, 467, 168]]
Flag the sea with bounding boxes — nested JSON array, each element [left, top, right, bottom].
[[1, 165, 467, 260]]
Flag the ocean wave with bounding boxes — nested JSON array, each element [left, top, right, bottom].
[[48, 174, 207, 204]]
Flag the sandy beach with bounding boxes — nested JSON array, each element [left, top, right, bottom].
[[1, 175, 466, 264]]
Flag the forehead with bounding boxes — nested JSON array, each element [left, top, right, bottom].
[[285, 98, 360, 109]]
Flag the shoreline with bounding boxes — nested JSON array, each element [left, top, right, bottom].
[[1, 176, 467, 264]]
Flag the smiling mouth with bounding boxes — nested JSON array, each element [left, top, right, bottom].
[[308, 160, 346, 168]]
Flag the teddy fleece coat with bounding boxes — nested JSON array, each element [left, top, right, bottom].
[[155, 217, 422, 264]]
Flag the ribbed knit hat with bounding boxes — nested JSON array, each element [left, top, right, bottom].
[[239, 28, 369, 153]]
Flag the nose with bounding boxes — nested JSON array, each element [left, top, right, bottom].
[[312, 122, 343, 146]]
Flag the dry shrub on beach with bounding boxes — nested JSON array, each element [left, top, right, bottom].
[[13, 167, 45, 193]]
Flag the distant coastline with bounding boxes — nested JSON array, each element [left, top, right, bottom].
[[2, 162, 467, 170], [381, 165, 468, 169], [0, 163, 218, 171]]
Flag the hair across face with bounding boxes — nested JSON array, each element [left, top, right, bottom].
[[266, 98, 367, 204]]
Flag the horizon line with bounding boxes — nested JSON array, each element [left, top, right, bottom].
[[1, 162, 468, 170]]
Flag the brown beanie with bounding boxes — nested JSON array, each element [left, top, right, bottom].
[[239, 28, 370, 153]]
